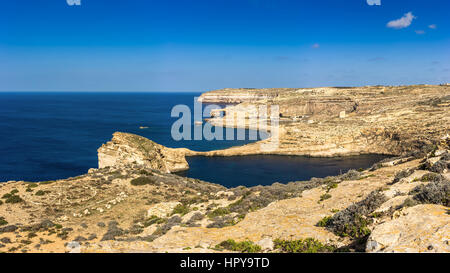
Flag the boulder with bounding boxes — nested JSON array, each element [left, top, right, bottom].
[[366, 204, 450, 252], [98, 132, 189, 173]]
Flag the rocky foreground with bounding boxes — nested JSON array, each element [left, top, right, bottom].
[[0, 84, 449, 253]]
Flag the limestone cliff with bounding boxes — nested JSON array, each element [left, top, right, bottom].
[[198, 88, 284, 104], [200, 85, 450, 157], [98, 132, 189, 173]]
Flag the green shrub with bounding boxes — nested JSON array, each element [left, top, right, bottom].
[[316, 216, 332, 227], [273, 238, 336, 253], [143, 215, 165, 227], [10, 189, 19, 194], [325, 190, 386, 239], [35, 190, 47, 196], [171, 204, 190, 216], [215, 239, 261, 253], [2, 193, 12, 199], [5, 195, 23, 204], [326, 183, 338, 192], [0, 216, 8, 226], [208, 207, 230, 219], [319, 193, 332, 202], [337, 214, 371, 238], [130, 176, 156, 186]]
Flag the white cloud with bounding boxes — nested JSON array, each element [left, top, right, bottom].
[[387, 12, 416, 29], [428, 24, 437, 29], [415, 30, 425, 35], [367, 0, 381, 6], [312, 43, 320, 49]]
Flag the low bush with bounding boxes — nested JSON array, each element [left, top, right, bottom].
[[171, 204, 190, 216], [186, 212, 204, 227], [207, 207, 230, 219], [391, 168, 416, 184], [215, 239, 261, 253], [316, 216, 332, 227], [2, 193, 12, 199], [319, 194, 332, 202], [101, 221, 124, 241], [409, 175, 449, 206], [325, 190, 387, 238], [206, 215, 237, 228], [5, 195, 23, 204], [35, 190, 47, 196], [340, 170, 361, 181], [428, 160, 450, 174], [152, 216, 182, 236], [143, 215, 165, 227], [130, 176, 156, 186], [326, 183, 338, 192], [206, 215, 238, 228], [273, 238, 336, 253]]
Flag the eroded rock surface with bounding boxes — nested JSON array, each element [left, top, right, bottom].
[[98, 132, 190, 173], [366, 205, 450, 253]]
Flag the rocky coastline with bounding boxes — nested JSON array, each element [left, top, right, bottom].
[[0, 84, 449, 253]]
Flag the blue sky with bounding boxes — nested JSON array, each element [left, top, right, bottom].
[[0, 0, 449, 91]]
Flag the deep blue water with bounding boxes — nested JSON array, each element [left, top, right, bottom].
[[0, 92, 387, 186], [181, 155, 387, 187]]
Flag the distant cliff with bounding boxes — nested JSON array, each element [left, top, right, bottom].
[[198, 88, 286, 103], [201, 85, 450, 157]]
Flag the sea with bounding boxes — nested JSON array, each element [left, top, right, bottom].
[[0, 92, 387, 187]]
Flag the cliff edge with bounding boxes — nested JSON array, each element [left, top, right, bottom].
[[98, 132, 190, 173]]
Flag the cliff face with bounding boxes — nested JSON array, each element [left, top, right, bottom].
[[98, 132, 189, 173], [198, 88, 288, 104], [201, 85, 450, 157]]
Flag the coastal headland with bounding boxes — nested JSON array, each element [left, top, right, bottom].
[[0, 84, 449, 253]]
